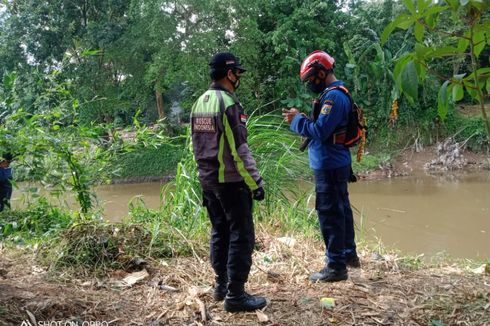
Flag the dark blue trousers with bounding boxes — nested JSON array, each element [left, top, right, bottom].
[[314, 165, 357, 270], [0, 182, 12, 212], [202, 182, 255, 283]]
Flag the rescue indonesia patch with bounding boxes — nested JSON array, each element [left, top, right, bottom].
[[192, 117, 216, 132]]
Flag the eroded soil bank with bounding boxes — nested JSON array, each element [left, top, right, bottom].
[[360, 140, 489, 179]]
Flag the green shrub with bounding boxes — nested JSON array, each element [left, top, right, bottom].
[[0, 199, 71, 241], [352, 152, 390, 173], [443, 113, 488, 151], [110, 142, 184, 179]]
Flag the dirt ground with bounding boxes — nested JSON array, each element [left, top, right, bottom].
[[1, 231, 489, 326]]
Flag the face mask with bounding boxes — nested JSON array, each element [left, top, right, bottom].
[[306, 79, 326, 94], [228, 71, 241, 90]]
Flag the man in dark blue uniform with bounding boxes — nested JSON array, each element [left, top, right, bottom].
[[0, 153, 13, 212], [282, 50, 360, 282]]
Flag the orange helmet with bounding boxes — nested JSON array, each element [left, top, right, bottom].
[[299, 50, 335, 82]]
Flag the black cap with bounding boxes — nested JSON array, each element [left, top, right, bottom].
[[209, 52, 246, 73]]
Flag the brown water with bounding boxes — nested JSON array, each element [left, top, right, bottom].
[[11, 172, 490, 260], [349, 172, 490, 260], [94, 183, 168, 222]]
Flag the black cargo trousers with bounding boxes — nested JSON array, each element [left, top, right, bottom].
[[202, 181, 254, 283]]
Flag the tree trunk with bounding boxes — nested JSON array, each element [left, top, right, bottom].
[[155, 90, 165, 120]]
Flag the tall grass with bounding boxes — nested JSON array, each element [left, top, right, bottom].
[[127, 127, 210, 258], [246, 112, 317, 234], [127, 111, 319, 251]]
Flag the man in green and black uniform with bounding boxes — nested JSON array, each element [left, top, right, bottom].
[[190, 52, 267, 313]]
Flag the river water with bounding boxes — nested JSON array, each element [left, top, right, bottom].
[[11, 172, 490, 260], [350, 172, 490, 260]]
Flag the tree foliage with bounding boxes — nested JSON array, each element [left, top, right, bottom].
[[0, 0, 488, 145], [382, 0, 490, 141]]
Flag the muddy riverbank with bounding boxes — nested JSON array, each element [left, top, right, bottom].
[[359, 141, 489, 179]]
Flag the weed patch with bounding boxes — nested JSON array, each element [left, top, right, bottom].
[[42, 219, 205, 276], [0, 200, 71, 242]]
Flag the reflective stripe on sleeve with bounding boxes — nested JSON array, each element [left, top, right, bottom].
[[222, 113, 258, 190]]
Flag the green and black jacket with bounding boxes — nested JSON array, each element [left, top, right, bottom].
[[190, 83, 262, 191]]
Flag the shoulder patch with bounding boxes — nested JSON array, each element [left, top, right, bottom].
[[240, 114, 248, 123], [203, 94, 209, 102], [321, 101, 333, 115]]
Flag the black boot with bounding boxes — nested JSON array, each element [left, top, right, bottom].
[[224, 282, 267, 312], [346, 255, 361, 268], [213, 275, 228, 301], [309, 267, 348, 282]]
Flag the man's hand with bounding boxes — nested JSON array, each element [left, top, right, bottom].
[[252, 187, 265, 201], [282, 108, 300, 124]]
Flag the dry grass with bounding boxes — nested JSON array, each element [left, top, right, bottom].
[[1, 229, 489, 326]]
